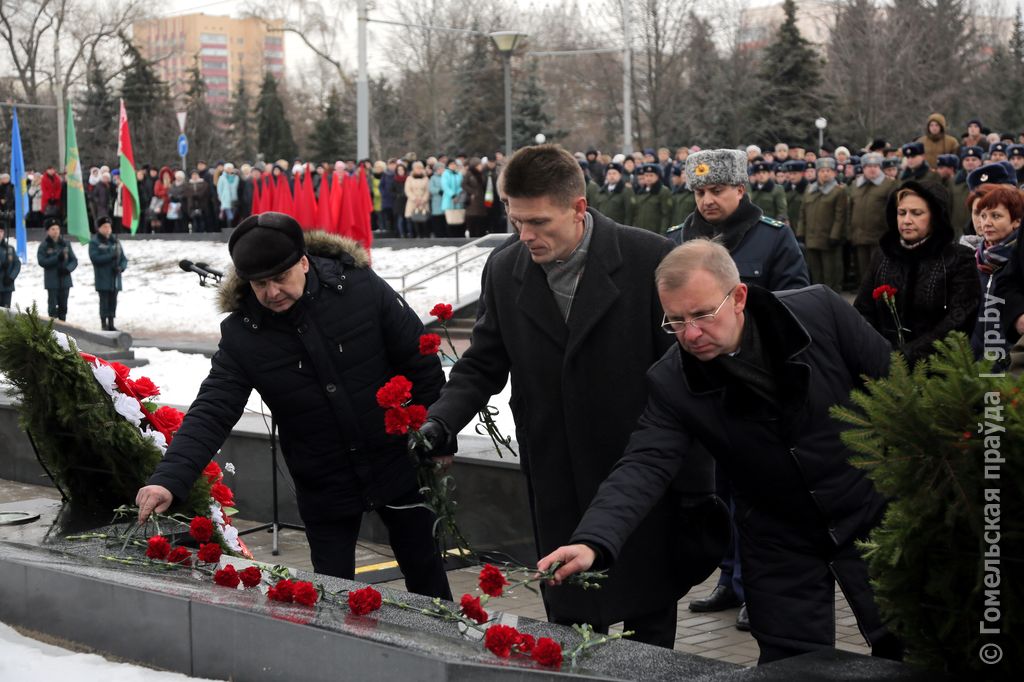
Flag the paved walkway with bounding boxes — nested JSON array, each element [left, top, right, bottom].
[[0, 479, 871, 668]]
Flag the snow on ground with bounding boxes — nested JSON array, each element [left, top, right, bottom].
[[0, 622, 224, 682], [6, 240, 491, 339]]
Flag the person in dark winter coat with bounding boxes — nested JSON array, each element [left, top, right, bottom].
[[89, 216, 128, 331], [782, 160, 809, 229], [669, 165, 696, 226], [590, 162, 634, 225], [0, 223, 21, 308], [37, 218, 77, 320], [136, 214, 452, 600], [747, 161, 788, 223], [958, 184, 1022, 365], [540, 239, 903, 665], [668, 149, 809, 291], [413, 146, 719, 649], [854, 180, 980, 365], [463, 160, 489, 238]]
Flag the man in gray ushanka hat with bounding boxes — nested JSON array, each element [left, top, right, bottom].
[[664, 149, 808, 631], [667, 149, 809, 291]]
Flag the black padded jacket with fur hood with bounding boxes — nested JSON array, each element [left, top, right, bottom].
[[147, 232, 447, 520]]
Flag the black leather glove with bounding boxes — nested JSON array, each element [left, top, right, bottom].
[[408, 418, 449, 461]]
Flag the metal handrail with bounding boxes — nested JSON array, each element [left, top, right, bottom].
[[389, 234, 509, 302]]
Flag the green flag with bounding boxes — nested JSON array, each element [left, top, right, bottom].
[[64, 102, 90, 244]]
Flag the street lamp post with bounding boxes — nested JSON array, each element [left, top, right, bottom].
[[815, 117, 827, 155], [490, 31, 528, 159]]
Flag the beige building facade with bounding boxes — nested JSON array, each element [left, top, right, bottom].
[[132, 13, 285, 110]]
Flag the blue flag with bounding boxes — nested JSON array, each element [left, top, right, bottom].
[[10, 107, 28, 262]]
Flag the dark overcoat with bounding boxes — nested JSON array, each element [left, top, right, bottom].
[[89, 233, 128, 291], [0, 237, 20, 293], [37, 236, 77, 289], [428, 210, 715, 624], [572, 285, 893, 652], [148, 232, 446, 523]]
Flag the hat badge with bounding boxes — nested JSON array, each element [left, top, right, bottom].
[[981, 174, 989, 182], [694, 163, 710, 177]]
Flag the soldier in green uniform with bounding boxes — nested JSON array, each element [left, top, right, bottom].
[[797, 157, 848, 292], [747, 160, 788, 223], [89, 216, 129, 331], [591, 162, 634, 225], [782, 160, 808, 230], [669, 163, 696, 226], [847, 153, 895, 285], [632, 163, 672, 234], [581, 161, 602, 208], [881, 157, 900, 181]]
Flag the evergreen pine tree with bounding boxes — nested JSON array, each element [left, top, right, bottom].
[[310, 86, 353, 162], [119, 34, 177, 167], [227, 72, 256, 162], [512, 61, 564, 149], [183, 58, 224, 166], [256, 72, 297, 162], [749, 0, 823, 146], [78, 57, 119, 165], [447, 30, 504, 155]]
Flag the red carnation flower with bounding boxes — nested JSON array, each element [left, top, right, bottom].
[[239, 566, 262, 588], [376, 375, 413, 409], [406, 404, 427, 431], [147, 405, 185, 442], [429, 303, 454, 322], [516, 632, 535, 654], [130, 376, 160, 399], [292, 581, 319, 606], [479, 564, 509, 598], [484, 624, 520, 658], [167, 547, 192, 565], [189, 516, 215, 543], [459, 594, 488, 624], [210, 482, 235, 507], [418, 333, 442, 356], [872, 284, 898, 301], [203, 461, 223, 484], [267, 579, 295, 603], [145, 535, 171, 560], [197, 543, 222, 564], [531, 637, 563, 668], [384, 407, 412, 435], [347, 586, 383, 616], [214, 565, 240, 588]]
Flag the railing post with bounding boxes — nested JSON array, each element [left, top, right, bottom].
[[455, 250, 461, 302]]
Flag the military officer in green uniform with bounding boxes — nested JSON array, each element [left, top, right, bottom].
[[669, 163, 696, 226], [847, 153, 895, 284], [797, 157, 848, 292], [591, 162, 634, 225], [747, 160, 788, 223], [632, 162, 672, 234], [782, 160, 808, 230], [89, 216, 129, 331]]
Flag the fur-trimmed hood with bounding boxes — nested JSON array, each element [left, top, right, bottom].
[[217, 230, 370, 314]]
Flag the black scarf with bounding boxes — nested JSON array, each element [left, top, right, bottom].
[[685, 195, 763, 251]]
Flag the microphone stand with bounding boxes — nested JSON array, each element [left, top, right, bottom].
[[237, 416, 305, 555]]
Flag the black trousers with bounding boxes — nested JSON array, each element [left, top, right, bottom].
[[551, 601, 678, 649], [0, 291, 11, 308], [429, 214, 448, 238], [303, 488, 451, 601], [98, 290, 118, 318], [47, 287, 69, 320]]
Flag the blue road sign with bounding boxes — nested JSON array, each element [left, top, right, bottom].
[[177, 134, 188, 157]]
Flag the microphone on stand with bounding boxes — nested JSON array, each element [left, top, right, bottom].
[[194, 262, 225, 279], [179, 259, 222, 287]]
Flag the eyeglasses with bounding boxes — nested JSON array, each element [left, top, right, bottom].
[[661, 287, 736, 334]]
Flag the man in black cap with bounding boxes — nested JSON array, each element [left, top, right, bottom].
[[136, 212, 453, 600], [1008, 144, 1024, 185], [899, 142, 931, 181], [989, 142, 1009, 163], [782, 160, 809, 229], [669, 163, 696, 226], [747, 161, 788, 223], [585, 148, 605, 186], [88, 216, 128, 331], [36, 217, 77, 321], [633, 162, 672, 234], [0, 221, 21, 308], [592, 162, 634, 225], [881, 157, 900, 181]]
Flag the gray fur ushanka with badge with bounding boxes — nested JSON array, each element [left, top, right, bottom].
[[148, 232, 446, 522]]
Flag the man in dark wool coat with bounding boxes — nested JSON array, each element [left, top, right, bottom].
[[136, 212, 451, 600], [413, 145, 720, 648], [540, 239, 905, 664]]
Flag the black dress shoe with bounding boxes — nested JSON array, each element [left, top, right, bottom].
[[736, 603, 750, 631], [689, 585, 742, 612]]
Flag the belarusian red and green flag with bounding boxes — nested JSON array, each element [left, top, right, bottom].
[[117, 99, 140, 234], [64, 102, 91, 245]]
